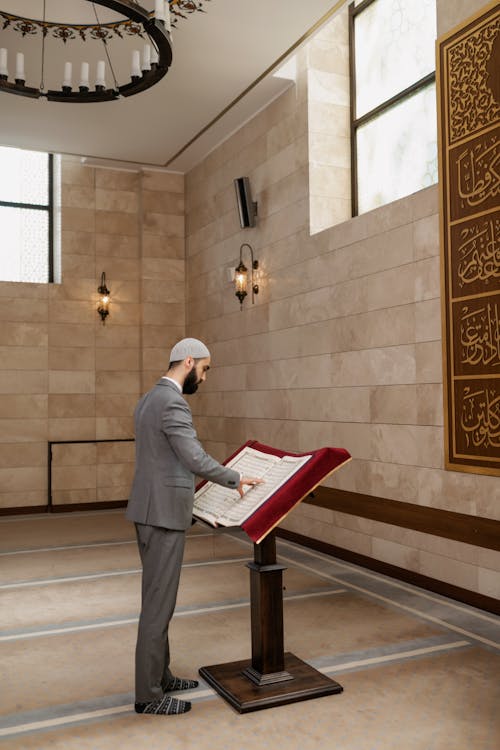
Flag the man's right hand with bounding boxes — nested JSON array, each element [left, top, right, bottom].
[[238, 477, 264, 498]]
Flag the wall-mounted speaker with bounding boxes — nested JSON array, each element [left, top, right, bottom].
[[234, 176, 257, 228]]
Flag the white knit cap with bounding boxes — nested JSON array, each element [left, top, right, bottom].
[[169, 337, 210, 362]]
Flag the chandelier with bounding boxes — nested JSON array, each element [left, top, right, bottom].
[[0, 1, 209, 102]]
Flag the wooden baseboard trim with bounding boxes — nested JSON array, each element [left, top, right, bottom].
[[276, 528, 500, 616], [0, 501, 127, 516], [306, 487, 500, 552]]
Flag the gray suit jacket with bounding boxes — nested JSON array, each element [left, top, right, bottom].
[[126, 378, 239, 530]]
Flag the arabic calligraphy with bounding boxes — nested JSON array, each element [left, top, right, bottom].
[[457, 136, 500, 209], [459, 301, 500, 369], [460, 385, 500, 449], [455, 216, 500, 289], [447, 14, 500, 143]]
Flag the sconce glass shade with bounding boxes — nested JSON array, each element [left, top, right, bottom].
[[97, 271, 110, 324], [234, 243, 259, 309], [235, 260, 248, 305]]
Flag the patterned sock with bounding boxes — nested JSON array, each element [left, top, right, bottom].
[[164, 677, 199, 691], [135, 696, 191, 715]]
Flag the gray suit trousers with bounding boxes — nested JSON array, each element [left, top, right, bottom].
[[134, 523, 186, 702]]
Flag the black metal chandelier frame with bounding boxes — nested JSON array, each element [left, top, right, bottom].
[[0, 0, 174, 103]]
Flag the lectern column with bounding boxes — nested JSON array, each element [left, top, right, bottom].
[[242, 532, 293, 685]]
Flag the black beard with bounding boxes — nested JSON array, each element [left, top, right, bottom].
[[182, 366, 199, 394]]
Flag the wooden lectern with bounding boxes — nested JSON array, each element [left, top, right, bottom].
[[196, 441, 350, 713], [199, 529, 343, 713]]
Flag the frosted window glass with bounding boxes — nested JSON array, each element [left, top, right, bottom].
[[355, 0, 436, 118], [0, 147, 49, 205], [356, 83, 437, 214], [0, 206, 49, 283]]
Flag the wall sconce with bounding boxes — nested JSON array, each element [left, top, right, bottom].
[[97, 272, 110, 324], [235, 243, 259, 309]]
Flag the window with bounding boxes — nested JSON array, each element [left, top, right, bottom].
[[0, 146, 60, 283], [349, 0, 437, 215]]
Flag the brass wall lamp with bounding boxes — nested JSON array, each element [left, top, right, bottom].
[[97, 272, 110, 324], [235, 243, 259, 309]]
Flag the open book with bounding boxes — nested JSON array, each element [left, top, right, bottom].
[[194, 445, 312, 528]]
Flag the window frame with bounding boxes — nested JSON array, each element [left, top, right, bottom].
[[0, 150, 54, 282], [349, 0, 436, 216]]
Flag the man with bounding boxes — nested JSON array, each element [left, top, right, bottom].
[[126, 338, 262, 716]]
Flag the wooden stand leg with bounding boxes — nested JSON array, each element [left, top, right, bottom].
[[199, 530, 343, 713]]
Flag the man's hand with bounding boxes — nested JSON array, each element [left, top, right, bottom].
[[238, 476, 264, 498]]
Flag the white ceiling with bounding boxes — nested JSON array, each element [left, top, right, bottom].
[[0, 0, 341, 172]]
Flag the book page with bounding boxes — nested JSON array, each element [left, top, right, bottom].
[[193, 447, 312, 527]]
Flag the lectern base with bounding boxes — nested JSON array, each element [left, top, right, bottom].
[[199, 652, 343, 714]]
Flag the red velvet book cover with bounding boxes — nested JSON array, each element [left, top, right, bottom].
[[196, 440, 351, 543]]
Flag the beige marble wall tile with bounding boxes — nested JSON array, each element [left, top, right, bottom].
[[51, 442, 96, 465], [96, 189, 138, 214], [97, 462, 134, 487], [0, 346, 47, 370], [0, 442, 46, 468], [0, 298, 48, 323], [97, 484, 130, 501], [0, 371, 48, 394], [95, 348, 140, 372], [0, 282, 48, 300], [95, 169, 139, 191], [48, 370, 95, 394], [96, 416, 134, 439], [48, 394, 95, 419], [95, 371, 140, 394], [142, 258, 185, 281], [95, 325, 140, 349], [60, 254, 96, 280], [48, 418, 96, 442], [142, 348, 170, 373], [51, 488, 98, 504], [477, 567, 500, 599], [49, 347, 95, 371], [62, 230, 96, 256], [63, 207, 96, 233], [142, 189, 184, 216], [419, 548, 478, 591], [141, 170, 184, 193], [48, 300, 94, 326], [52, 465, 96, 490], [0, 419, 46, 443], [61, 185, 96, 210], [333, 345, 417, 387], [95, 211, 138, 236], [415, 341, 443, 383], [49, 324, 94, 348], [0, 322, 48, 347], [370, 385, 418, 424], [417, 384, 444, 426], [413, 213, 439, 261], [142, 279, 185, 304], [97, 441, 134, 463], [415, 298, 442, 343], [0, 395, 48, 420], [95, 394, 137, 418], [143, 212, 184, 237], [0, 490, 47, 508], [102, 301, 140, 326], [0, 466, 46, 491], [142, 234, 185, 259], [95, 233, 139, 258], [142, 325, 184, 349], [437, 0, 486, 36], [142, 302, 185, 326], [371, 537, 420, 571], [61, 160, 94, 187]]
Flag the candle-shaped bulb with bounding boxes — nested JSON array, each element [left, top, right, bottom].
[[142, 44, 151, 71], [96, 60, 106, 88], [155, 0, 164, 21], [62, 61, 72, 89], [15, 52, 25, 81], [80, 62, 89, 88], [151, 46, 159, 66], [164, 1, 171, 32], [0, 48, 8, 77], [131, 50, 141, 79]]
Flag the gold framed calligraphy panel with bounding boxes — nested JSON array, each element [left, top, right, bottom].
[[438, 1, 500, 475]]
